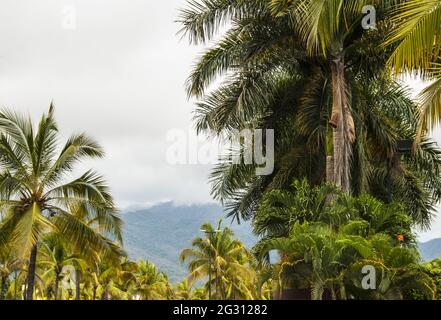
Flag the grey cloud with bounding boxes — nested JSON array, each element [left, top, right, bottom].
[[0, 0, 213, 208]]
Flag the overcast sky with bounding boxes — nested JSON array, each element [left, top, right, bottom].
[[0, 0, 439, 241]]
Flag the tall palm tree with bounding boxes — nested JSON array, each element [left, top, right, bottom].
[[270, 0, 374, 190], [179, 0, 441, 225], [180, 0, 398, 192], [0, 106, 122, 300]]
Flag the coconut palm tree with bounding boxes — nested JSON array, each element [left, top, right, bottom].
[[131, 260, 170, 300], [67, 203, 124, 300], [174, 278, 194, 300], [38, 234, 86, 300], [92, 257, 136, 300], [180, 221, 255, 300], [0, 106, 122, 300]]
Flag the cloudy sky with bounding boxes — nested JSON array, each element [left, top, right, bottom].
[[0, 0, 439, 241]]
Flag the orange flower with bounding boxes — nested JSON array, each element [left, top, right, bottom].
[[397, 234, 404, 242]]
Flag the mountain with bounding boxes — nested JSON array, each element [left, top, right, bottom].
[[122, 201, 441, 282], [122, 202, 256, 283], [419, 238, 441, 262]]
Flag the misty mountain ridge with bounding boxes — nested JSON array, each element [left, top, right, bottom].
[[121, 201, 441, 283], [122, 201, 255, 282], [419, 238, 441, 262]]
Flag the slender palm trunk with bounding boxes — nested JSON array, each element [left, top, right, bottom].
[[54, 272, 60, 300], [1, 275, 6, 300], [25, 244, 38, 300], [326, 155, 334, 183], [75, 269, 81, 300], [215, 271, 220, 300], [329, 52, 355, 192], [92, 285, 97, 300]]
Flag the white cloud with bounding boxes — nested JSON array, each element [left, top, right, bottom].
[[0, 0, 214, 208]]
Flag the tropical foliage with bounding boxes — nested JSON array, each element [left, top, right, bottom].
[[174, 0, 441, 300], [2, 0, 441, 301], [386, 0, 441, 138], [178, 0, 441, 229], [180, 221, 269, 300], [255, 180, 436, 300]]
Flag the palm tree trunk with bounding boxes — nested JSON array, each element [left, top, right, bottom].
[[1, 275, 6, 300], [75, 269, 81, 300], [54, 272, 60, 300], [92, 285, 97, 300], [330, 52, 355, 192], [25, 244, 38, 300], [215, 271, 220, 300], [326, 155, 334, 183]]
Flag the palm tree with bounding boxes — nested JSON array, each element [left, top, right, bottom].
[[259, 220, 435, 300], [131, 260, 170, 300], [255, 179, 435, 299], [0, 106, 122, 300], [174, 278, 194, 300], [386, 0, 441, 138], [67, 204, 124, 300], [0, 245, 22, 300], [254, 179, 416, 243], [342, 234, 436, 300], [179, 0, 394, 192], [180, 221, 255, 300], [38, 234, 85, 300], [179, 0, 441, 226], [92, 257, 136, 300], [424, 258, 441, 299], [270, 0, 381, 190]]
